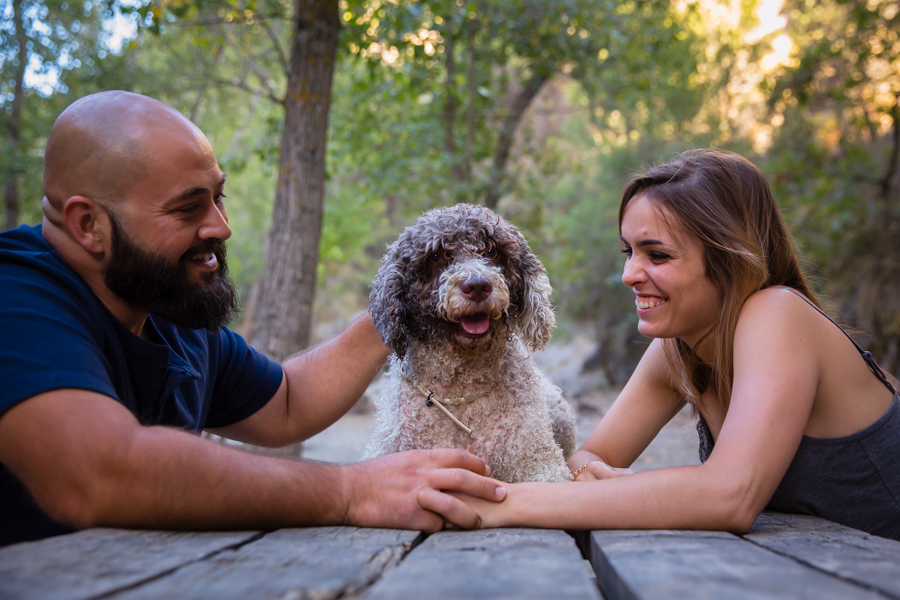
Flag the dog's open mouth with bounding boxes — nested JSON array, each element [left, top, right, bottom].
[[459, 313, 491, 337], [453, 313, 494, 350]]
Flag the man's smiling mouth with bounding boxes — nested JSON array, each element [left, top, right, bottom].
[[189, 251, 218, 269]]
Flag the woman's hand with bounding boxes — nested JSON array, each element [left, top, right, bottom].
[[573, 460, 635, 481], [568, 450, 635, 481], [447, 486, 519, 529]]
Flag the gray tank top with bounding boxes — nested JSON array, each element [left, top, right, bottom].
[[697, 288, 900, 540]]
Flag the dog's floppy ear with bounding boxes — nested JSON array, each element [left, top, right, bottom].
[[369, 238, 412, 358], [509, 242, 556, 351]]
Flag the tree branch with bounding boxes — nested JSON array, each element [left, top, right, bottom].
[[165, 11, 291, 28], [260, 19, 290, 76], [4, 0, 27, 230], [880, 96, 900, 208], [209, 77, 284, 106], [483, 72, 548, 210], [225, 93, 262, 161], [464, 19, 477, 202], [189, 30, 229, 122], [442, 20, 465, 187], [241, 51, 285, 106]]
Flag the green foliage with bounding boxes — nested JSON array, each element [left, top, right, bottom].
[[304, 1, 709, 338], [6, 0, 900, 376], [331, 0, 699, 211], [128, 0, 747, 351], [0, 0, 145, 227]]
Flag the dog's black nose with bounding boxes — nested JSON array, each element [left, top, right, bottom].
[[461, 276, 493, 302]]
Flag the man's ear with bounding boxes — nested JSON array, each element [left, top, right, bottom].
[[63, 196, 110, 255]]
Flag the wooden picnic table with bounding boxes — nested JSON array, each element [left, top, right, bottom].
[[1, 512, 898, 599]]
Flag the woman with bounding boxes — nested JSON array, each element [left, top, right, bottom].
[[464, 149, 900, 540]]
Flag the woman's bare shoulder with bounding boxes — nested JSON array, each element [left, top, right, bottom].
[[738, 287, 822, 332], [733, 287, 830, 383]]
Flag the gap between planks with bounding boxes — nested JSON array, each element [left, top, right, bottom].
[[88, 532, 267, 600], [339, 530, 429, 600], [740, 535, 900, 600]]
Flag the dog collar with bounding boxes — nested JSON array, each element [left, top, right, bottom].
[[401, 361, 475, 436]]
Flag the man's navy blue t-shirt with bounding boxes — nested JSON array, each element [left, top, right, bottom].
[[0, 224, 284, 546]]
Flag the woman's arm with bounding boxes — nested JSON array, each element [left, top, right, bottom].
[[470, 288, 821, 531], [568, 339, 686, 478]]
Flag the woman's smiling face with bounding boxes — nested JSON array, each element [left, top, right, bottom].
[[620, 194, 722, 349]]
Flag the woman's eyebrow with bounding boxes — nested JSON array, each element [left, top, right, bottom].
[[620, 234, 665, 247]]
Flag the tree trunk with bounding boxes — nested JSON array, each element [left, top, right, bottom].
[[483, 73, 547, 210], [253, 0, 339, 362], [4, 0, 26, 231]]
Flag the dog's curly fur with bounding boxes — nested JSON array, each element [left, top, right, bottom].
[[364, 203, 576, 483]]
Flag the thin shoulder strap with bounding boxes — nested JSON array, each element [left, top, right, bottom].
[[781, 287, 896, 394]]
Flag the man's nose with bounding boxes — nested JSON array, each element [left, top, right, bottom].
[[199, 200, 231, 241]]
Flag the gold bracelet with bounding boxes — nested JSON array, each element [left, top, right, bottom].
[[572, 463, 590, 481]]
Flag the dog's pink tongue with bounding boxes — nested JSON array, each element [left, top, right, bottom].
[[461, 314, 491, 335]]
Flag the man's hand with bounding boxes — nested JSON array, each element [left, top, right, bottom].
[[342, 449, 507, 532]]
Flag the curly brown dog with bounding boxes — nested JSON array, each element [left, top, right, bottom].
[[363, 203, 576, 483]]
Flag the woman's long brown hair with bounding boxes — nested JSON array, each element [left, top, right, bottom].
[[619, 149, 818, 417]]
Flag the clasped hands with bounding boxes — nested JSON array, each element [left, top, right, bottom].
[[360, 449, 635, 532], [343, 448, 507, 532]]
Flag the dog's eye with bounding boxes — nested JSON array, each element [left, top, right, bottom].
[[428, 252, 442, 264], [484, 246, 498, 259]]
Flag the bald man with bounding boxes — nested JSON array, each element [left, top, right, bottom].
[[0, 91, 504, 547]]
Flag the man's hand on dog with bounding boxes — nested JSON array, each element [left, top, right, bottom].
[[341, 448, 506, 532]]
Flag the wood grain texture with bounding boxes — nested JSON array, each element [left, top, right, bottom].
[[361, 528, 602, 600], [107, 527, 421, 600], [590, 529, 886, 600], [745, 512, 900, 599], [0, 528, 259, 600]]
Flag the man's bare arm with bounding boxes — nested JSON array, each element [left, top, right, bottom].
[[211, 312, 389, 447], [0, 389, 505, 532]]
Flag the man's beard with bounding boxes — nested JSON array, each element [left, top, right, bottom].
[[102, 212, 240, 331]]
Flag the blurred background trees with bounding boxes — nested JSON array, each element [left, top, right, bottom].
[[2, 0, 898, 376], [1, 0, 141, 229], [762, 0, 900, 371]]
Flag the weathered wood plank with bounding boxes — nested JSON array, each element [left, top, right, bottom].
[[590, 529, 886, 600], [0, 529, 259, 600], [361, 528, 602, 600], [745, 512, 900, 599], [108, 527, 421, 600]]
